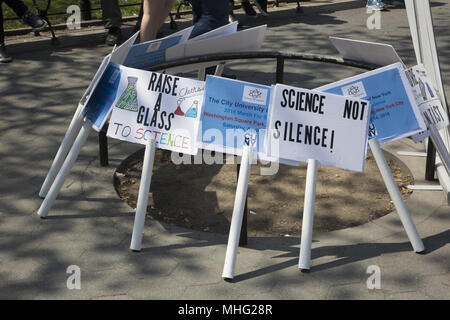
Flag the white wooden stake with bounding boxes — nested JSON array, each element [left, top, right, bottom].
[[214, 62, 226, 76], [198, 67, 206, 81], [130, 138, 157, 252], [39, 105, 85, 198], [298, 158, 318, 272], [222, 145, 253, 280], [37, 121, 92, 218], [369, 138, 425, 253]]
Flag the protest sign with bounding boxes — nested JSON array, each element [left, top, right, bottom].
[[198, 75, 271, 157], [316, 62, 426, 145], [267, 84, 370, 172], [82, 31, 141, 131], [122, 27, 193, 69], [83, 62, 122, 131], [188, 21, 238, 42], [80, 31, 139, 108], [405, 0, 450, 200], [329, 36, 404, 67], [404, 65, 449, 142], [164, 25, 266, 74], [38, 32, 140, 198], [167, 24, 264, 61], [106, 63, 205, 155]]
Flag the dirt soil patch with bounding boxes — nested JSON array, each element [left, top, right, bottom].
[[114, 149, 414, 237]]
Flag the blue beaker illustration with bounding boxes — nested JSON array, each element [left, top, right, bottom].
[[185, 100, 198, 118]]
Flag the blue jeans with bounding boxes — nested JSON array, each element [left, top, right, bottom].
[[188, 0, 229, 39]]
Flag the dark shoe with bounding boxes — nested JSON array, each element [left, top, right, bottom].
[[242, 1, 257, 17], [255, 0, 268, 16], [105, 27, 122, 46], [22, 10, 47, 31], [0, 44, 12, 63]]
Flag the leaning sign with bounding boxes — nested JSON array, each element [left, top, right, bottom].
[[317, 62, 426, 145], [106, 63, 205, 155], [404, 64, 449, 142], [266, 84, 371, 172], [199, 75, 272, 157]]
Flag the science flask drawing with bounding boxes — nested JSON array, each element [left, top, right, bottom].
[[116, 77, 139, 112], [174, 98, 198, 118]]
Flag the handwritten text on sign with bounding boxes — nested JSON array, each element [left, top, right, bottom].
[[404, 64, 449, 142], [106, 63, 204, 155], [267, 84, 370, 172]]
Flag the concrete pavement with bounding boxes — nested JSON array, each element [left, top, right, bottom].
[[0, 1, 448, 299]]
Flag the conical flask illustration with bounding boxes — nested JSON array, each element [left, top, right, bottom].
[[116, 77, 139, 112], [185, 100, 198, 118], [174, 98, 185, 116]]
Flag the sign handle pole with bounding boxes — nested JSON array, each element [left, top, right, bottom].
[[198, 67, 206, 81], [214, 62, 226, 76], [130, 138, 157, 252], [37, 121, 92, 218], [368, 138, 425, 253], [298, 158, 318, 272], [429, 125, 450, 176], [222, 145, 253, 281], [39, 105, 85, 198]]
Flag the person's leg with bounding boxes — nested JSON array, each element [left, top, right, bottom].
[[3, 0, 28, 17], [0, 1, 4, 45], [254, 0, 268, 16], [101, 0, 122, 30], [3, 0, 47, 31], [80, 0, 92, 21], [0, 1, 13, 62], [189, 0, 229, 39], [101, 0, 122, 45], [189, 0, 202, 24], [241, 0, 256, 17], [140, 0, 175, 43]]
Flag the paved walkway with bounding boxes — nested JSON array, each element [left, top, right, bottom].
[[0, 1, 449, 299]]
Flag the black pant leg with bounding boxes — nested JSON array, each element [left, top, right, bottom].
[[3, 0, 28, 18], [0, 2, 4, 44]]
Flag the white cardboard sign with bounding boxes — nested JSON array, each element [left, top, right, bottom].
[[164, 25, 266, 74], [267, 84, 370, 172], [405, 64, 450, 142], [106, 63, 205, 155], [329, 36, 404, 67]]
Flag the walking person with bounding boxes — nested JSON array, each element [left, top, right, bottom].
[[139, 0, 175, 42], [1, 0, 47, 63], [139, 0, 229, 43], [241, 0, 269, 17], [188, 0, 229, 38], [101, 0, 123, 46]]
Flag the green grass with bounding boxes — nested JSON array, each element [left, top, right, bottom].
[[2, 0, 192, 30]]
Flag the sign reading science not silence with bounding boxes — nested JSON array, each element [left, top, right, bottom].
[[106, 63, 205, 155], [267, 84, 371, 172]]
